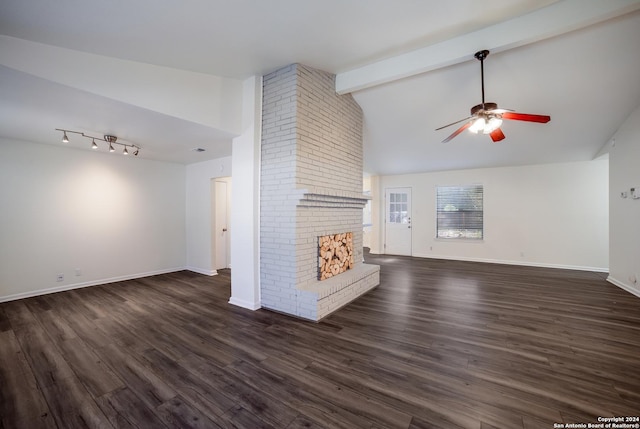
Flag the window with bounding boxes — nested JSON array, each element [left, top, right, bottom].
[[388, 192, 409, 224], [436, 185, 483, 239]]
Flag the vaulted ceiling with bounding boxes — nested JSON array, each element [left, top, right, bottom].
[[1, 0, 639, 174]]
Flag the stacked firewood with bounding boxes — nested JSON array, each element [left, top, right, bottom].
[[318, 232, 354, 280]]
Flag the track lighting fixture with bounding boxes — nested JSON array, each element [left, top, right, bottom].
[[55, 129, 141, 157]]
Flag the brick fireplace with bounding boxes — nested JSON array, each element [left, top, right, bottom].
[[260, 64, 380, 321]]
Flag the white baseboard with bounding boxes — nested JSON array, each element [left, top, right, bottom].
[[1, 267, 266, 310], [185, 266, 218, 276], [228, 296, 261, 311], [0, 267, 186, 303], [607, 276, 640, 298], [411, 252, 608, 273]]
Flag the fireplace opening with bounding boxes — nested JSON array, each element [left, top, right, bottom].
[[318, 232, 354, 280]]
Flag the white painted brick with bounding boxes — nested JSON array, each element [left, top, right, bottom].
[[261, 63, 378, 321]]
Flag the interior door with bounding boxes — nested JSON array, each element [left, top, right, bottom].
[[213, 180, 229, 270], [385, 187, 412, 256]]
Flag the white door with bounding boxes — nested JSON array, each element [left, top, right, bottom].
[[213, 180, 230, 270], [385, 187, 412, 255]]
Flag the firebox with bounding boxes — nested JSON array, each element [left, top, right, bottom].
[[318, 232, 354, 280]]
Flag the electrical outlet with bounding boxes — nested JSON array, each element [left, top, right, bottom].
[[56, 273, 64, 282]]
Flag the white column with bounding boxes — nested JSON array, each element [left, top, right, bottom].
[[229, 76, 262, 310], [369, 175, 383, 254]]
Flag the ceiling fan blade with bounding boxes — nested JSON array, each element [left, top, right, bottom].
[[435, 116, 472, 131], [442, 121, 472, 143], [501, 112, 550, 123], [489, 128, 505, 142]]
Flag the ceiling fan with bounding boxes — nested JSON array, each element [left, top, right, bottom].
[[436, 49, 550, 143]]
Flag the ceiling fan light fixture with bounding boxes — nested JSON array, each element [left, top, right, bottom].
[[469, 115, 503, 135], [484, 117, 503, 134], [469, 117, 486, 134]]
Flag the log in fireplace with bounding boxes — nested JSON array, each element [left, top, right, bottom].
[[318, 232, 354, 280]]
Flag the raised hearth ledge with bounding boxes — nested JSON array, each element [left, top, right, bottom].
[[297, 263, 380, 320]]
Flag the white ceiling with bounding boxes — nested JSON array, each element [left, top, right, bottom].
[[0, 65, 236, 163], [1, 0, 639, 173]]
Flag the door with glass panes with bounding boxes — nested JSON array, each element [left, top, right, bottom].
[[384, 187, 412, 255]]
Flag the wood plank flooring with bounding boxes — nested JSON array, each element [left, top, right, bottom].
[[2, 253, 640, 428]]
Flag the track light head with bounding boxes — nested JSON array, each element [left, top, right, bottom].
[[133, 148, 139, 156], [62, 132, 69, 143], [123, 146, 129, 155], [91, 138, 98, 149], [109, 143, 115, 152]]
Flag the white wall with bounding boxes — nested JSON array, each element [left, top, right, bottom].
[[608, 103, 640, 296], [185, 156, 232, 275], [229, 76, 262, 311], [372, 160, 609, 271], [0, 138, 187, 301]]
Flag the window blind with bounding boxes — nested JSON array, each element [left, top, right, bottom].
[[436, 185, 483, 239]]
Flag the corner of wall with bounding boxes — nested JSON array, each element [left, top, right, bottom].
[[607, 276, 640, 299], [608, 102, 640, 299]]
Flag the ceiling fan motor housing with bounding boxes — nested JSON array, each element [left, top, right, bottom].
[[471, 102, 498, 116]]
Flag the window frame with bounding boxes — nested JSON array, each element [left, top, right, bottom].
[[435, 184, 484, 240]]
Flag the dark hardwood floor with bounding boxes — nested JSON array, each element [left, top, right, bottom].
[[2, 253, 640, 428]]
